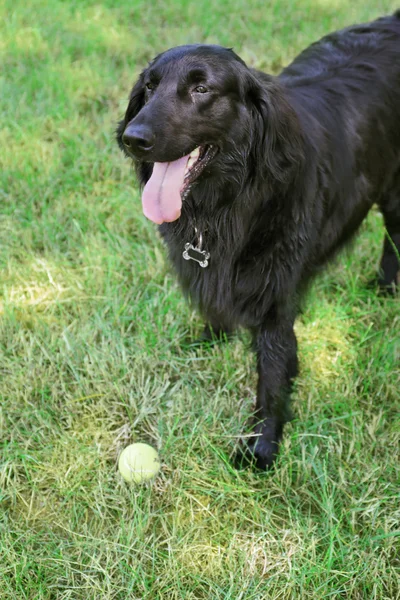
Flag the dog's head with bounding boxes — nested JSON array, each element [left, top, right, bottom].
[[117, 45, 302, 224]]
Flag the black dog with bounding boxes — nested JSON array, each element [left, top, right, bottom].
[[117, 13, 400, 469]]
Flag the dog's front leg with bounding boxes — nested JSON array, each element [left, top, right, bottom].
[[236, 319, 298, 470]]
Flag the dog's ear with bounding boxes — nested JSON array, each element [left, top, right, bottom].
[[125, 73, 146, 121], [116, 72, 153, 186], [246, 71, 304, 185], [116, 73, 146, 152]]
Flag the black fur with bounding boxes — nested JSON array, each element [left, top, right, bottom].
[[117, 13, 400, 469]]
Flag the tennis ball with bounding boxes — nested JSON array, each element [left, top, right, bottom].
[[118, 443, 161, 484]]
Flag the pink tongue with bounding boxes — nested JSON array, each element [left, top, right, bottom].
[[142, 154, 190, 224]]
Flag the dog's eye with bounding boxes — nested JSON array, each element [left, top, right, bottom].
[[145, 82, 156, 91], [193, 85, 209, 94]]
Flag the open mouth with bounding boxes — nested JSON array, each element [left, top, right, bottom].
[[141, 143, 218, 225], [182, 144, 218, 196]]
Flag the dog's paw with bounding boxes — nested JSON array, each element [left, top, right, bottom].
[[234, 436, 280, 471], [234, 418, 284, 471], [367, 269, 399, 296]]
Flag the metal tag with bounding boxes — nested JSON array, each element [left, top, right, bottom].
[[182, 243, 210, 268]]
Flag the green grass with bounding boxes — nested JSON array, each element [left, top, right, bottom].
[[1, 1, 399, 598]]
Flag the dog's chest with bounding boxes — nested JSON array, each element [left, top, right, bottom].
[[170, 241, 268, 327], [161, 218, 275, 327]]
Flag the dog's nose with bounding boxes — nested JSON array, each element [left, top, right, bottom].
[[122, 125, 155, 154]]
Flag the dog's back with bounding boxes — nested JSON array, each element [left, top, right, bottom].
[[281, 12, 400, 83], [276, 13, 400, 266]]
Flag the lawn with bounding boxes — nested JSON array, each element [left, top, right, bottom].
[[0, 0, 399, 598]]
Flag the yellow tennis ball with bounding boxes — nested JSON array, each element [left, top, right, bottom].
[[118, 443, 160, 483]]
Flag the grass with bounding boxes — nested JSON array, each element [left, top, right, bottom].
[[0, 0, 399, 598]]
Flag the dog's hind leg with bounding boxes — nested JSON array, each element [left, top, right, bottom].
[[377, 172, 400, 294], [185, 321, 234, 348], [199, 322, 234, 344]]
